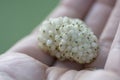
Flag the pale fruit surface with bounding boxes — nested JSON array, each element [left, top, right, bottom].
[[38, 17, 99, 64]]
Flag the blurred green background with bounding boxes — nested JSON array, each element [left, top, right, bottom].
[[0, 0, 59, 54]]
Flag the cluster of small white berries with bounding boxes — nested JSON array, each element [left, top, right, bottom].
[[38, 17, 99, 64]]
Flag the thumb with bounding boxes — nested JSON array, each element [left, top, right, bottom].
[[0, 53, 47, 80]]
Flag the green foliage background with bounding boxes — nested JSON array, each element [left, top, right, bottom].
[[0, 0, 59, 54]]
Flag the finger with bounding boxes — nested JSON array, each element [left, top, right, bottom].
[[97, 0, 116, 7], [7, 0, 94, 66], [85, 0, 115, 38], [0, 53, 48, 80], [77, 70, 120, 80], [105, 23, 120, 75], [46, 67, 68, 80], [54, 0, 116, 70], [85, 0, 120, 68], [46, 67, 89, 80], [46, 69, 120, 80], [49, 0, 95, 19]]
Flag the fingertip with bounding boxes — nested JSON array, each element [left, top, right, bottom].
[[49, 0, 95, 19], [97, 0, 116, 7]]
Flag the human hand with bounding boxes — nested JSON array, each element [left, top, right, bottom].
[[0, 0, 120, 80]]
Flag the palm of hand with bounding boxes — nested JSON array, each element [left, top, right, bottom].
[[0, 0, 120, 80]]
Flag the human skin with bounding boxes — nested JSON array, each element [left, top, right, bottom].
[[0, 0, 120, 80]]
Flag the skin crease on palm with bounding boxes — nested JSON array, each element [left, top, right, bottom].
[[0, 0, 120, 80]]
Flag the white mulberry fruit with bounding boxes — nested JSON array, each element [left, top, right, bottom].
[[38, 17, 99, 64]]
